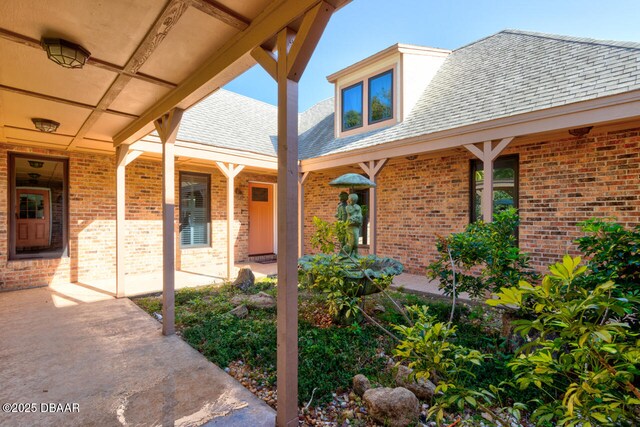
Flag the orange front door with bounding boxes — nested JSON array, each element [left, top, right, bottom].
[[16, 188, 51, 249], [248, 183, 274, 255]]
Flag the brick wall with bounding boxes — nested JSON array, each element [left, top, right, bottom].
[[0, 143, 277, 291], [303, 126, 640, 275]]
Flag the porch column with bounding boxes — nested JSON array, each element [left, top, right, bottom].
[[154, 108, 184, 336], [216, 162, 245, 280], [252, 3, 335, 424], [464, 137, 514, 222], [298, 171, 309, 258], [359, 159, 387, 255], [115, 145, 128, 298]]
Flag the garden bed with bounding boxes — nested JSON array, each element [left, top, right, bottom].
[[133, 279, 522, 426]]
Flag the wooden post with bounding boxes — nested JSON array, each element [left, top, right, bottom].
[[216, 162, 245, 280], [115, 145, 128, 298], [298, 171, 309, 258], [358, 159, 387, 255], [154, 108, 184, 336], [464, 137, 514, 222], [252, 4, 335, 424]]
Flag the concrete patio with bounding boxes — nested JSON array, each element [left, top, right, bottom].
[[0, 284, 275, 427], [75, 262, 278, 298]]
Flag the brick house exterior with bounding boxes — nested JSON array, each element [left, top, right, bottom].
[[1, 29, 639, 292], [302, 127, 640, 275]]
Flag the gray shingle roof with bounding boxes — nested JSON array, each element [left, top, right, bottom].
[[177, 89, 278, 156], [298, 29, 640, 159], [174, 29, 640, 160]]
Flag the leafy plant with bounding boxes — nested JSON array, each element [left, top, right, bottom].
[[576, 218, 640, 297], [488, 255, 640, 426], [393, 305, 519, 426], [427, 208, 537, 299], [309, 216, 347, 253]]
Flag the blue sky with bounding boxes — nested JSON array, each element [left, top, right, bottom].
[[224, 0, 640, 112]]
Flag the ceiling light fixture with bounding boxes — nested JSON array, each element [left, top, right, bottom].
[[568, 126, 593, 138], [28, 173, 41, 180], [41, 38, 91, 69], [32, 118, 60, 133], [28, 160, 45, 168]]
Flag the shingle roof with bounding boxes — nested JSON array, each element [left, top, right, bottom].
[[177, 89, 278, 156], [173, 29, 640, 160], [298, 29, 640, 159]]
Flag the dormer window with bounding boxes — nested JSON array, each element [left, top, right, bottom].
[[368, 70, 393, 124], [342, 82, 363, 131], [338, 67, 396, 136]]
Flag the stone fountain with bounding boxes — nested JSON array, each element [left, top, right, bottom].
[[298, 173, 403, 320]]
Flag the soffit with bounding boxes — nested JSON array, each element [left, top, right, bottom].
[[0, 0, 346, 155]]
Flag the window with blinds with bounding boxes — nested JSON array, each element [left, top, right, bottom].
[[179, 172, 210, 247]]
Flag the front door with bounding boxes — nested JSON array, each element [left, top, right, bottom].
[[16, 188, 51, 249], [248, 183, 274, 255]]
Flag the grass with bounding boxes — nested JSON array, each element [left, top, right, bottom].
[[133, 279, 528, 407]]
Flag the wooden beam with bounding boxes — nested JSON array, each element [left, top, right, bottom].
[[188, 0, 250, 31], [216, 162, 245, 279], [0, 84, 138, 119], [251, 47, 278, 81], [358, 159, 387, 255], [155, 108, 184, 336], [0, 27, 176, 89], [68, 0, 190, 150], [286, 1, 334, 82], [125, 150, 143, 166], [298, 171, 310, 257], [275, 27, 300, 427], [115, 145, 128, 298], [114, 0, 328, 147], [464, 138, 513, 222]]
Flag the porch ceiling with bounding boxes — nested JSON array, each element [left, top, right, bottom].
[[0, 0, 345, 155]]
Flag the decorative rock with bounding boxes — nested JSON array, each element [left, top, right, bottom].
[[363, 387, 419, 427], [352, 374, 371, 397], [233, 267, 255, 292], [152, 312, 162, 322], [395, 365, 437, 401], [372, 304, 386, 314], [229, 304, 248, 318], [230, 291, 276, 309]]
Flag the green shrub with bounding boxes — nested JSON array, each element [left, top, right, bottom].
[[488, 255, 640, 426], [427, 208, 537, 299], [576, 218, 640, 298]]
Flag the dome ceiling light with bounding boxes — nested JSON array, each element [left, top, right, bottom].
[[41, 38, 91, 69], [31, 118, 60, 133]]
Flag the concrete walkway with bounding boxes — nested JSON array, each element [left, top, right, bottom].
[[76, 262, 278, 298], [391, 272, 471, 301], [0, 283, 275, 427]]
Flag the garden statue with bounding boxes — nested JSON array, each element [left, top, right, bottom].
[[335, 191, 348, 222], [299, 173, 404, 323], [344, 193, 362, 257]]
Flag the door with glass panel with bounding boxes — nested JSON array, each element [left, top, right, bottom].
[[16, 188, 51, 248], [248, 183, 274, 255]]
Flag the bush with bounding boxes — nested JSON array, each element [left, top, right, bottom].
[[427, 208, 537, 299], [576, 218, 640, 298], [488, 255, 640, 426]]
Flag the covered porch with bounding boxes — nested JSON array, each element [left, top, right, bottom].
[[0, 0, 349, 425], [0, 283, 275, 426]]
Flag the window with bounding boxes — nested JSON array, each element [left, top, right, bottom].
[[368, 70, 393, 124], [340, 68, 395, 135], [341, 82, 363, 131], [470, 155, 519, 223], [179, 172, 210, 248], [353, 189, 370, 246], [9, 153, 68, 259]]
